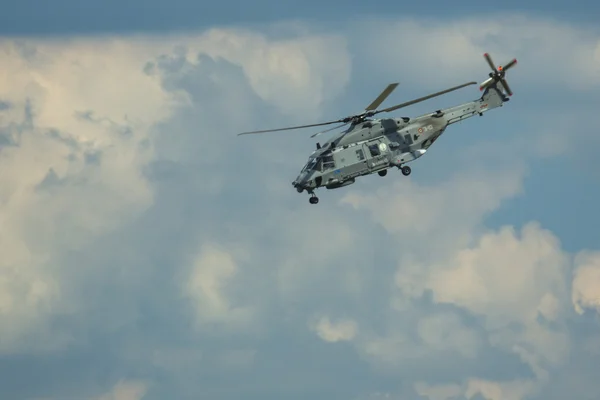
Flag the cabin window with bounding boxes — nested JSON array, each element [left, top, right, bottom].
[[368, 144, 380, 157], [322, 155, 335, 170], [356, 149, 364, 161]]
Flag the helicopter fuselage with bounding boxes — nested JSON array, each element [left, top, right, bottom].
[[293, 83, 507, 201], [235, 51, 516, 204]]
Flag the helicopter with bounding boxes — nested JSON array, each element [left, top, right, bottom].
[[237, 52, 517, 204]]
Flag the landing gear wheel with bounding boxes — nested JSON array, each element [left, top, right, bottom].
[[309, 196, 319, 204], [378, 169, 387, 177], [401, 166, 411, 176]]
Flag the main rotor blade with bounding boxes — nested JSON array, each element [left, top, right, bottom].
[[365, 83, 399, 111], [310, 122, 349, 138], [377, 81, 477, 114], [236, 120, 344, 135], [484, 53, 497, 71]]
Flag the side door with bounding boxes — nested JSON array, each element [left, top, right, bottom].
[[363, 139, 389, 171], [339, 146, 368, 178]]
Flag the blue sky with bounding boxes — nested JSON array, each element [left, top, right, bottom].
[[1, 2, 600, 400], [2, 0, 598, 35]]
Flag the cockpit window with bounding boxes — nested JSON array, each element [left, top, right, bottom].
[[302, 157, 321, 172], [314, 158, 322, 171], [302, 154, 334, 172], [302, 158, 316, 172]]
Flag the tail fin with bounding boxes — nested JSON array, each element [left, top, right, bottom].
[[478, 84, 506, 113]]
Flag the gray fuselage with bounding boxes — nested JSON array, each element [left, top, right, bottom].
[[292, 84, 506, 192]]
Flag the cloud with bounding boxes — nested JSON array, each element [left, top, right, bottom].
[[183, 243, 256, 331], [93, 381, 147, 400], [0, 27, 351, 357], [341, 166, 525, 256], [354, 15, 600, 91], [1, 12, 599, 400], [335, 163, 579, 399], [464, 379, 536, 400], [572, 251, 600, 315], [309, 315, 358, 342], [415, 382, 462, 400], [178, 28, 351, 117]]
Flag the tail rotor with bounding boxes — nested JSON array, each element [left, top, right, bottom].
[[479, 52, 517, 96]]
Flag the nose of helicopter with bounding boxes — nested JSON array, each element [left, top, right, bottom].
[[292, 171, 313, 192], [292, 176, 307, 192]]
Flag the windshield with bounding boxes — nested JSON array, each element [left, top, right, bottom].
[[302, 154, 333, 172], [302, 158, 319, 172]]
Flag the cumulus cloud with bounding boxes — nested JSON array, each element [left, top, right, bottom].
[[183, 243, 255, 331], [180, 28, 351, 116], [355, 15, 600, 91], [0, 12, 599, 400], [310, 315, 358, 342], [0, 38, 166, 353], [93, 380, 148, 400], [572, 251, 600, 315], [0, 27, 351, 353], [336, 164, 581, 399]]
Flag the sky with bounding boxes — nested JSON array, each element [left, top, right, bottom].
[[1, 1, 600, 399]]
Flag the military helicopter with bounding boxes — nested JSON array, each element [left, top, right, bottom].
[[237, 52, 517, 204]]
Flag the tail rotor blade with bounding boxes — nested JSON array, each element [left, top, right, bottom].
[[502, 58, 517, 71], [500, 78, 513, 96], [483, 53, 497, 71], [479, 77, 494, 91]]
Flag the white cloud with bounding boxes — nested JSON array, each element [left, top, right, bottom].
[[0, 28, 351, 354], [417, 312, 481, 359], [1, 12, 599, 400], [414, 378, 538, 400], [465, 378, 536, 400], [310, 315, 358, 342], [183, 243, 255, 331], [92, 380, 147, 400], [181, 28, 351, 117], [572, 251, 600, 315], [414, 382, 462, 400], [339, 165, 574, 399], [356, 15, 600, 91], [0, 38, 166, 353], [348, 205, 572, 397], [218, 348, 257, 368], [341, 166, 526, 271], [423, 223, 569, 327]]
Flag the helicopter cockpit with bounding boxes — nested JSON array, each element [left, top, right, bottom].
[[302, 151, 335, 173], [294, 151, 337, 192]]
